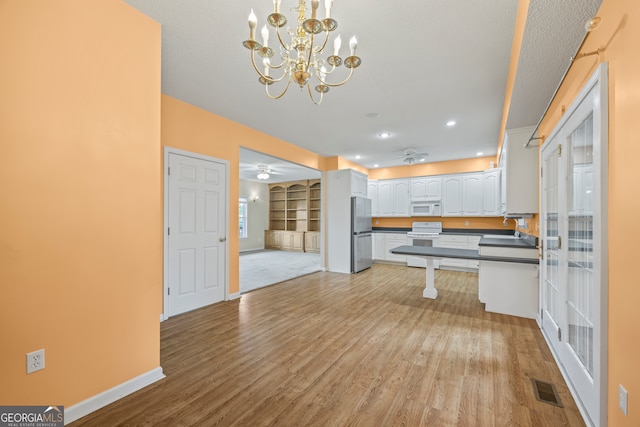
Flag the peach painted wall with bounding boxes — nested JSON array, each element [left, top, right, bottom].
[[369, 157, 496, 180], [0, 0, 162, 407], [535, 0, 640, 424], [161, 95, 329, 295]]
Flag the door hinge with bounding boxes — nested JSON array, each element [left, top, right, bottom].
[[168, 166, 171, 176], [557, 236, 562, 250], [558, 328, 562, 341], [540, 167, 543, 178], [168, 227, 170, 236], [168, 287, 170, 296], [541, 309, 544, 320], [558, 144, 562, 157]]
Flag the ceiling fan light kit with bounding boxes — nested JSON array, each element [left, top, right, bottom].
[[242, 0, 361, 105]]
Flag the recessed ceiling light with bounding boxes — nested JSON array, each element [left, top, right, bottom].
[[446, 120, 456, 127], [419, 158, 426, 162], [476, 152, 484, 156], [373, 164, 379, 168], [378, 132, 391, 139], [355, 155, 361, 159]]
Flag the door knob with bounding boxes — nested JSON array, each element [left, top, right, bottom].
[[219, 237, 227, 242]]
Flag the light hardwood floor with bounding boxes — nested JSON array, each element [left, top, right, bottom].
[[71, 264, 585, 426]]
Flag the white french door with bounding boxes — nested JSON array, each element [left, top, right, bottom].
[[540, 64, 607, 426], [165, 150, 228, 317]]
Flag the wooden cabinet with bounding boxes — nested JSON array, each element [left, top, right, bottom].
[[282, 231, 305, 251], [264, 230, 282, 249], [304, 231, 320, 253], [267, 179, 321, 252]]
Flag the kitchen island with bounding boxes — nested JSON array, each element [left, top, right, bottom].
[[391, 238, 539, 318]]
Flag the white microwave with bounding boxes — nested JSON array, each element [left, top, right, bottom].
[[410, 202, 441, 217]]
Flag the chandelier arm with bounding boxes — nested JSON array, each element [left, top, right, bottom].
[[317, 64, 355, 87], [274, 25, 291, 52], [307, 83, 324, 106], [265, 78, 292, 100], [250, 48, 288, 83], [305, 33, 316, 73], [315, 30, 331, 53]]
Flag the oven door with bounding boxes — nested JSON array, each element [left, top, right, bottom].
[[406, 235, 440, 268]]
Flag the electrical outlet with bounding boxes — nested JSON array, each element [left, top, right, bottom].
[[619, 384, 628, 416], [26, 349, 45, 374]]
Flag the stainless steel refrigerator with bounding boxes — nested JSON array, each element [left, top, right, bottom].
[[351, 196, 373, 273]]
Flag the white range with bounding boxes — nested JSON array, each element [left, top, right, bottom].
[[406, 221, 442, 268]]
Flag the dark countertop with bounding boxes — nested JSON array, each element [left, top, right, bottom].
[[390, 245, 539, 265], [372, 227, 411, 233], [372, 227, 519, 236], [478, 236, 538, 249]]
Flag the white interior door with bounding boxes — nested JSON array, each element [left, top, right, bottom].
[[166, 151, 227, 317], [539, 64, 607, 426]]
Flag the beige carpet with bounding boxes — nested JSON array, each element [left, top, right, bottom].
[[239, 250, 322, 293]]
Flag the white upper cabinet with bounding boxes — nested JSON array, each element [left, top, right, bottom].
[[500, 126, 538, 215], [410, 177, 441, 200], [442, 175, 463, 216], [482, 169, 502, 216], [367, 180, 380, 216], [350, 170, 368, 197], [376, 178, 409, 217], [462, 173, 483, 216], [393, 179, 410, 216]]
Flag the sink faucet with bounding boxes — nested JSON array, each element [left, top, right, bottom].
[[514, 230, 520, 238]]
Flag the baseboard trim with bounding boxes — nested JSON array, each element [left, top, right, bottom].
[[228, 292, 241, 300], [64, 367, 165, 425]]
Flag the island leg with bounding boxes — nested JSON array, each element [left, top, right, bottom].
[[422, 257, 438, 299]]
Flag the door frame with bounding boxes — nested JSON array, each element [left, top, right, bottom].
[[539, 63, 608, 427], [162, 147, 230, 320]]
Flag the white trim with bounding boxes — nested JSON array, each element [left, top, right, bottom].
[[64, 367, 165, 425], [163, 147, 230, 320], [541, 329, 594, 427], [227, 292, 241, 300]]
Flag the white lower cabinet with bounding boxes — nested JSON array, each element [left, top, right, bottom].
[[373, 232, 407, 263], [478, 261, 539, 319], [435, 234, 481, 271]]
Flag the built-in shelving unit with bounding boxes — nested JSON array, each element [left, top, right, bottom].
[[265, 179, 321, 253]]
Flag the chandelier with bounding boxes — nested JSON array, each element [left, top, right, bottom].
[[242, 0, 361, 105]]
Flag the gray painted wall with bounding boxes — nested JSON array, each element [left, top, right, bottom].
[[239, 180, 270, 252]]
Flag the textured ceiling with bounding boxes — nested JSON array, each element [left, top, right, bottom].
[[124, 0, 602, 180]]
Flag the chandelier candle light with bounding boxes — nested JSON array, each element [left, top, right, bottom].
[[242, 0, 361, 105]]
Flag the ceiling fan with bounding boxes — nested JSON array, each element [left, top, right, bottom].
[[256, 164, 283, 180], [398, 149, 429, 165]]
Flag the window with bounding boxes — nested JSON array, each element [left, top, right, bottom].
[[239, 197, 248, 238]]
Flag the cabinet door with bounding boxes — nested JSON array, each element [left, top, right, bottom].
[[373, 233, 386, 260], [437, 235, 469, 269], [442, 176, 463, 216], [410, 178, 427, 199], [462, 174, 483, 216], [351, 172, 368, 197], [384, 234, 407, 263], [482, 169, 501, 216], [425, 177, 442, 199], [378, 181, 394, 216], [393, 179, 410, 216], [368, 181, 379, 216]]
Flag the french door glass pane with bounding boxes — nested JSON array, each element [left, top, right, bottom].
[[567, 113, 594, 376], [544, 149, 560, 324]]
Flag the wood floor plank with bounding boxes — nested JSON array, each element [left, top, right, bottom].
[[70, 264, 585, 427]]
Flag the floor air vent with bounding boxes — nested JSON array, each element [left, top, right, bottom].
[[531, 378, 563, 407]]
